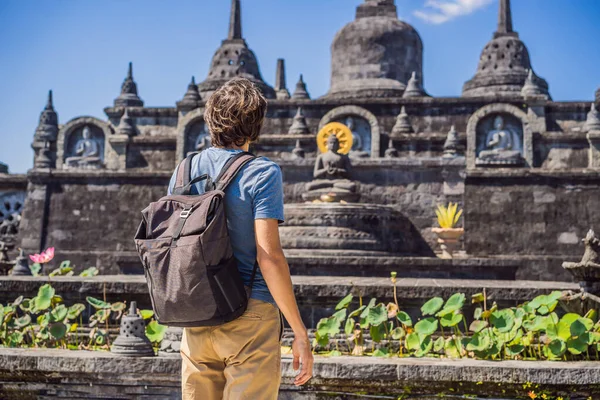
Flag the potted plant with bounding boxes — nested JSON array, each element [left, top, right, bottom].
[[432, 203, 464, 259]]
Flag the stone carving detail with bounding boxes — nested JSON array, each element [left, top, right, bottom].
[[402, 71, 427, 98], [335, 116, 371, 158], [304, 133, 358, 202], [391, 106, 414, 137], [111, 301, 155, 357], [177, 77, 202, 112], [275, 59, 291, 100], [476, 115, 524, 166], [65, 126, 104, 169], [466, 103, 532, 169], [197, 0, 275, 99], [327, 0, 423, 99], [563, 229, 600, 297], [288, 108, 310, 135], [584, 103, 600, 133], [443, 125, 462, 158], [114, 62, 144, 108], [0, 192, 24, 247], [32, 91, 58, 169], [291, 140, 306, 159], [159, 326, 183, 357], [384, 138, 399, 158], [291, 75, 310, 100], [462, 0, 549, 97], [184, 121, 211, 156], [116, 108, 136, 137], [319, 106, 381, 158]]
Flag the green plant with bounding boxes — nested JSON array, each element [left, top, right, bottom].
[[314, 289, 600, 362], [435, 203, 463, 229]]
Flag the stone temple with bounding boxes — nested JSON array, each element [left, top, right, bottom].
[[2, 0, 600, 285]]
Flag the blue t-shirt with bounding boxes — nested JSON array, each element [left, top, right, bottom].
[[167, 147, 284, 305]]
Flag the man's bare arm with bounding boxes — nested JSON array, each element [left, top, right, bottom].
[[255, 218, 313, 386]]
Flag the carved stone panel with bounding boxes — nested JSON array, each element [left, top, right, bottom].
[[466, 103, 532, 169], [333, 116, 372, 158], [0, 192, 25, 247], [319, 106, 381, 158], [56, 117, 112, 170], [184, 120, 211, 156]]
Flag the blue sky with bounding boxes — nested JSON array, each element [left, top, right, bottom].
[[0, 0, 599, 173]]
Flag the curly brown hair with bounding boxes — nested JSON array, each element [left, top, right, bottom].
[[204, 78, 268, 148]]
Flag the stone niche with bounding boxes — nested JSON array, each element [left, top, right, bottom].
[[319, 106, 381, 158], [57, 117, 110, 170], [175, 108, 211, 160], [466, 103, 532, 169]]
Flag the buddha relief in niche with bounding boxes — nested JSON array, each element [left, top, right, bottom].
[[476, 114, 524, 166], [185, 121, 212, 156], [335, 116, 371, 158], [64, 125, 104, 169]]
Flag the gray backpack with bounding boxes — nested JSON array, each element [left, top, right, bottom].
[[134, 152, 257, 327]]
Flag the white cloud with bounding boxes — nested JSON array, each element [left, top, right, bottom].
[[413, 0, 494, 24]]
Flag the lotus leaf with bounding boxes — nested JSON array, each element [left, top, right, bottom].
[[440, 312, 463, 328], [444, 338, 461, 358], [584, 309, 598, 323], [34, 284, 55, 311], [467, 331, 491, 352], [391, 327, 405, 340], [80, 267, 99, 277], [332, 309, 347, 323], [414, 335, 433, 358], [433, 336, 445, 352], [421, 297, 443, 316], [372, 348, 389, 357], [473, 307, 482, 320], [12, 296, 23, 307], [67, 304, 85, 320], [505, 344, 525, 357], [110, 302, 126, 313], [50, 304, 68, 322], [490, 309, 515, 333], [370, 324, 385, 343], [366, 304, 388, 326], [49, 322, 67, 340], [345, 318, 355, 336], [397, 311, 413, 327], [348, 306, 366, 318], [469, 320, 488, 333], [335, 294, 353, 311], [14, 314, 31, 329], [548, 338, 567, 358], [317, 316, 340, 337], [471, 293, 485, 304], [146, 320, 166, 343], [438, 293, 465, 316], [86, 296, 111, 309], [567, 336, 589, 355], [414, 317, 438, 335], [405, 332, 420, 351], [7, 331, 24, 346]]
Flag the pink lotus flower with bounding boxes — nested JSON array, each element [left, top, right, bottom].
[[29, 247, 55, 264]]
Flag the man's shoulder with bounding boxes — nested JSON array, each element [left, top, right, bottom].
[[246, 156, 281, 175]]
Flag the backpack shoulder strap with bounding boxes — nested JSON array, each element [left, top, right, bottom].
[[207, 152, 256, 192], [172, 152, 209, 195]]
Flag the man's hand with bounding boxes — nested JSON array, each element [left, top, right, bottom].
[[291, 333, 314, 386]]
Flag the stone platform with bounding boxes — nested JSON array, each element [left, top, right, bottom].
[[0, 348, 598, 399], [0, 275, 577, 328]]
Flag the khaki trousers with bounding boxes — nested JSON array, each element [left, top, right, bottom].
[[181, 299, 283, 400]]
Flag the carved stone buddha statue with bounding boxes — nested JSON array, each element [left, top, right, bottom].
[[304, 134, 359, 202], [345, 117, 369, 159], [65, 126, 103, 169], [194, 125, 212, 152], [476, 116, 523, 166]]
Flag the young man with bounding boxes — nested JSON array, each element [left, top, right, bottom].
[[168, 77, 313, 399]]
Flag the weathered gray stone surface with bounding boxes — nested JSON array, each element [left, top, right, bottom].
[[0, 349, 598, 399]]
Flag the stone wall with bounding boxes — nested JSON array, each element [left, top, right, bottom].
[[465, 169, 600, 259], [0, 348, 598, 399]]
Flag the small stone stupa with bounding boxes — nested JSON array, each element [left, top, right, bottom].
[[292, 75, 310, 100], [111, 301, 155, 357]]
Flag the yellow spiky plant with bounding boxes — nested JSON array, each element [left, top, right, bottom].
[[435, 203, 463, 229]]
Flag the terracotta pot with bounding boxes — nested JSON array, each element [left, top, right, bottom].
[[432, 227, 464, 259]]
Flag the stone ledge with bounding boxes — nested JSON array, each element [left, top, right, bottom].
[[0, 349, 598, 399], [466, 168, 600, 180]]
